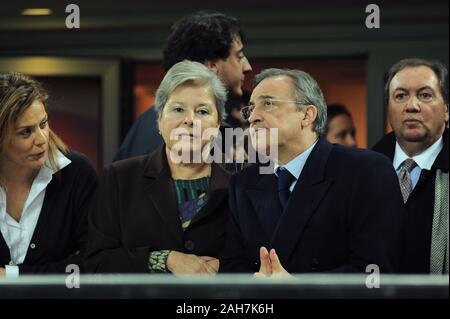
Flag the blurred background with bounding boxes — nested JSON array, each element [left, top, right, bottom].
[[0, 0, 448, 171]]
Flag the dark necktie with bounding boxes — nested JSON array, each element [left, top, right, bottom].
[[277, 167, 296, 211]]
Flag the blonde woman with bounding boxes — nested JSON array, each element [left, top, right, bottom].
[[0, 72, 97, 276]]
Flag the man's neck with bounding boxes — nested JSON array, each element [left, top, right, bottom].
[[398, 134, 442, 157], [277, 133, 318, 165]]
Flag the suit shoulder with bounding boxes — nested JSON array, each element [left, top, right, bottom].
[[231, 163, 267, 186], [331, 145, 393, 170], [107, 154, 149, 174]]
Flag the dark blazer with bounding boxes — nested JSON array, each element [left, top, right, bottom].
[[0, 151, 97, 274], [86, 145, 231, 273], [220, 138, 403, 274], [372, 129, 449, 273]]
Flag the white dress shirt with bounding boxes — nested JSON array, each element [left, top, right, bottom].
[[393, 137, 443, 190], [0, 151, 71, 277]]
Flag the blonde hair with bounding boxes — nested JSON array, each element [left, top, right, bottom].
[[0, 72, 68, 176]]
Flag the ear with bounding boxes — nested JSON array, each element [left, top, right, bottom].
[[204, 59, 221, 75], [301, 105, 318, 128], [445, 103, 449, 124]]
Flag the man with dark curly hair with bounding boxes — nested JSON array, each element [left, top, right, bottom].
[[115, 12, 252, 161]]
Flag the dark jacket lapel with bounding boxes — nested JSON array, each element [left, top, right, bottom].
[[191, 163, 230, 224], [246, 173, 283, 243], [270, 138, 333, 266], [142, 146, 183, 245], [372, 129, 448, 171], [372, 129, 449, 200], [372, 131, 396, 161]]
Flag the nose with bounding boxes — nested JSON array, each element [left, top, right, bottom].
[[183, 110, 195, 126], [405, 95, 421, 112], [242, 57, 252, 74], [247, 106, 262, 124], [35, 127, 47, 146]]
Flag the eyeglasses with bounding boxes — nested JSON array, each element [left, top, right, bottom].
[[240, 98, 305, 120]]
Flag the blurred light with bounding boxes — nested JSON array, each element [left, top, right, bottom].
[[21, 8, 52, 16]]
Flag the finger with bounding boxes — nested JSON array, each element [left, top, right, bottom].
[[259, 246, 272, 275], [202, 259, 218, 275], [253, 272, 267, 278], [199, 256, 217, 262], [207, 259, 220, 272], [269, 249, 286, 273]]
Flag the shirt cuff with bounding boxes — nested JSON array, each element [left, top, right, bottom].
[[5, 265, 19, 278], [148, 250, 171, 273]]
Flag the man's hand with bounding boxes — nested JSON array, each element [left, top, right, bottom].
[[166, 251, 219, 275], [0, 267, 5, 277], [254, 246, 292, 278]]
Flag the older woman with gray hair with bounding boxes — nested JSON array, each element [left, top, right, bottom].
[[86, 60, 231, 274]]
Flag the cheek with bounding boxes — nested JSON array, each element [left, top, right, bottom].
[[8, 141, 30, 159]]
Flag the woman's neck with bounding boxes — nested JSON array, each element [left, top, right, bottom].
[[166, 147, 212, 180], [0, 160, 38, 187]]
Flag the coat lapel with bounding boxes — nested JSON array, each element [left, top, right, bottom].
[[191, 163, 230, 224], [246, 174, 283, 243], [23, 173, 60, 264], [270, 138, 333, 266], [143, 146, 183, 245]]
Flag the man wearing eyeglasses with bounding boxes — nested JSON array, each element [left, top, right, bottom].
[[219, 68, 403, 276]]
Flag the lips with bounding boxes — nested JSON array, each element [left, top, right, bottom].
[[30, 151, 45, 159], [403, 119, 422, 125], [176, 133, 201, 140]]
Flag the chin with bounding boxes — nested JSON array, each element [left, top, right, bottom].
[[400, 127, 428, 142], [28, 162, 45, 170], [232, 86, 243, 97]]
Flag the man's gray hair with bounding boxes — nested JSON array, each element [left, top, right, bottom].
[[254, 68, 328, 136], [155, 60, 227, 121]]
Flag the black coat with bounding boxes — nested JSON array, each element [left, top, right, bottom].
[[372, 129, 449, 273], [86, 145, 231, 273], [0, 151, 97, 274], [220, 138, 403, 274]]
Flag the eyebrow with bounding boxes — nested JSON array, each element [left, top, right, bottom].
[[258, 95, 276, 100], [168, 102, 213, 107], [393, 86, 435, 92], [249, 95, 276, 105], [16, 115, 48, 130]]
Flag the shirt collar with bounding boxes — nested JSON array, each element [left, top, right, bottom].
[[0, 150, 71, 215], [393, 137, 443, 171], [274, 139, 319, 179]]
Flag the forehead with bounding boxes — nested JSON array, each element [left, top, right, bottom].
[[230, 35, 243, 52], [15, 100, 47, 126], [390, 66, 440, 91], [251, 76, 295, 100], [167, 83, 215, 104]]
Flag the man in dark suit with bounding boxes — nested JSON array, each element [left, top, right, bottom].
[[372, 58, 449, 274], [114, 11, 252, 161], [219, 68, 403, 276]]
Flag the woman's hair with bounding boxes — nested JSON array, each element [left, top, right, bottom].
[[0, 72, 68, 173], [155, 60, 227, 122]]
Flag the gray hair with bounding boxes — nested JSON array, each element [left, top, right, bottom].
[[254, 68, 328, 136], [155, 60, 227, 122]]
